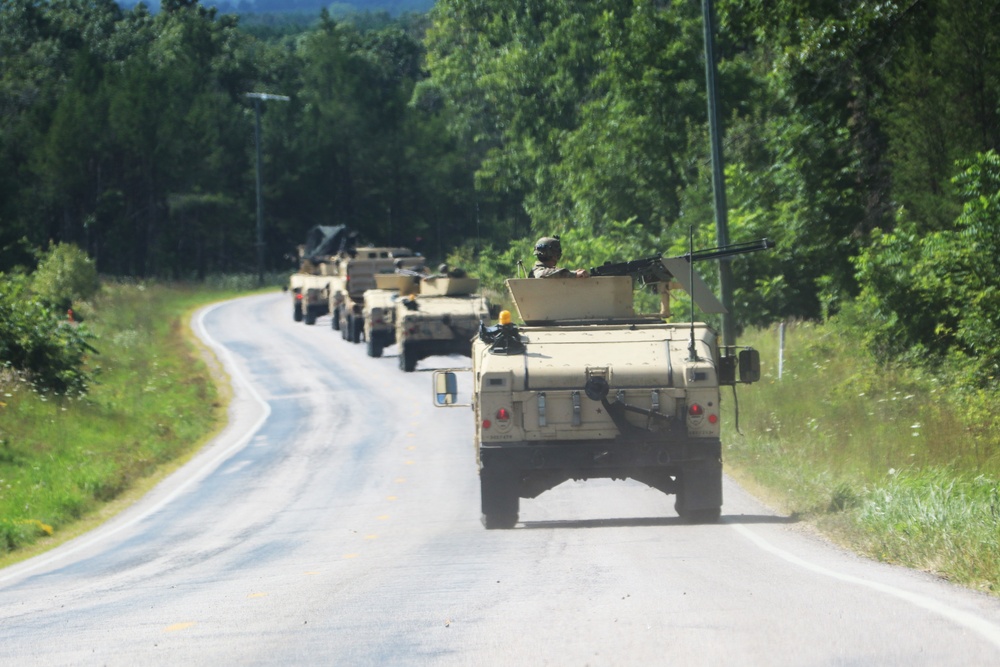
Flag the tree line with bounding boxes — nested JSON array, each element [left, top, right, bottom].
[[2, 0, 999, 382]]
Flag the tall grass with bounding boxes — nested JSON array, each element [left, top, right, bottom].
[[726, 319, 1000, 594], [0, 279, 251, 555]]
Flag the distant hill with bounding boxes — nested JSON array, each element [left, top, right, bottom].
[[118, 0, 435, 16]]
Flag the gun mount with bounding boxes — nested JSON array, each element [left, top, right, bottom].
[[588, 238, 775, 287]]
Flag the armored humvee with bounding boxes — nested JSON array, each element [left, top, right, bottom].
[[330, 248, 425, 343], [288, 225, 353, 325], [433, 241, 771, 529], [394, 276, 493, 372], [361, 273, 421, 357]]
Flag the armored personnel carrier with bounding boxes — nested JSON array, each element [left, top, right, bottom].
[[330, 248, 424, 342], [433, 241, 771, 528], [394, 275, 493, 372], [361, 273, 421, 357]]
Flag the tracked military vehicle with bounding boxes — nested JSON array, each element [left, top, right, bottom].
[[330, 248, 424, 342], [361, 273, 421, 357], [395, 275, 493, 372], [433, 240, 773, 529]]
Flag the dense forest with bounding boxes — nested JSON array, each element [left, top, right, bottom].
[[2, 0, 999, 384]]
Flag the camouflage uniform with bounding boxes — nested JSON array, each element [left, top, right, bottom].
[[529, 262, 572, 278]]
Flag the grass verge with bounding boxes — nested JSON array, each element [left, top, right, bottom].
[[0, 276, 272, 566], [725, 319, 1000, 595]]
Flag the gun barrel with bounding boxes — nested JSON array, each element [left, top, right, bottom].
[[685, 238, 775, 262]]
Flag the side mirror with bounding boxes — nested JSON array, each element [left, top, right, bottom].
[[739, 348, 761, 384], [432, 370, 471, 407]]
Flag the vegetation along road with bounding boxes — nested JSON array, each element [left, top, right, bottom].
[[0, 292, 999, 665]]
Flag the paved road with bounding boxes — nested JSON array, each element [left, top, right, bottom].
[[2, 292, 1000, 666]]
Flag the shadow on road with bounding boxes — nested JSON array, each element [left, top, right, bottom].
[[518, 513, 800, 530]]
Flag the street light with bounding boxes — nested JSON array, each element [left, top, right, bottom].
[[701, 0, 735, 345], [245, 92, 290, 286]]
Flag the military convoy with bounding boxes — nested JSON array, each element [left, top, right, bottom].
[[287, 225, 423, 332], [432, 240, 773, 529], [288, 224, 770, 530]]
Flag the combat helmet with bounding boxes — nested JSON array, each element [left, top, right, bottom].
[[534, 236, 562, 262]]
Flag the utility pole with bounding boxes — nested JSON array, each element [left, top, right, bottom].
[[701, 0, 735, 345], [245, 92, 290, 286]]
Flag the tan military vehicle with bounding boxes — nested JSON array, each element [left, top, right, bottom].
[[288, 225, 352, 325], [432, 240, 773, 529], [394, 275, 493, 372], [329, 248, 425, 342], [361, 273, 420, 357]]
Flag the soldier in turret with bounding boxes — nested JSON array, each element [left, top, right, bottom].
[[529, 236, 589, 278]]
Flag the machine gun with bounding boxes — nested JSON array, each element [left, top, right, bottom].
[[588, 238, 775, 287]]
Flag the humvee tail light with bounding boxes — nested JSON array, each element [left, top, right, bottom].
[[689, 403, 704, 417], [499, 310, 512, 325], [482, 419, 492, 429], [496, 408, 511, 422], [708, 414, 718, 424], [296, 293, 303, 300]]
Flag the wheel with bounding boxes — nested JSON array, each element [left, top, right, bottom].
[[482, 512, 518, 530], [399, 342, 417, 372], [351, 316, 363, 343], [366, 333, 383, 358], [293, 301, 303, 322], [674, 492, 722, 524], [331, 306, 341, 330], [342, 314, 351, 340], [675, 504, 721, 524], [480, 471, 519, 529], [674, 460, 723, 523], [304, 309, 316, 325]]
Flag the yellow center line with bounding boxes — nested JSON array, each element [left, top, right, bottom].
[[164, 622, 196, 632]]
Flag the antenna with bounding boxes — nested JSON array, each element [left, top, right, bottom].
[[688, 225, 699, 361]]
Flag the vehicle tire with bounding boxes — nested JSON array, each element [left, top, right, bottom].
[[399, 342, 417, 372], [674, 460, 723, 524], [674, 493, 721, 524], [366, 334, 383, 358], [676, 506, 721, 524], [480, 472, 519, 529], [351, 316, 363, 343], [342, 314, 351, 340], [293, 301, 303, 322], [482, 512, 518, 530], [304, 309, 316, 326], [331, 306, 341, 330]]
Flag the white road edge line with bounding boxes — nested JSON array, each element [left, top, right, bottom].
[[729, 521, 1000, 650], [0, 298, 270, 585]]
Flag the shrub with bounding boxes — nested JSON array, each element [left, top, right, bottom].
[[0, 274, 97, 395], [31, 243, 100, 312]]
